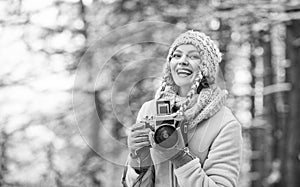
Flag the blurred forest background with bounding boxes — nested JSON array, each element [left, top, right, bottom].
[[1, 0, 300, 187]]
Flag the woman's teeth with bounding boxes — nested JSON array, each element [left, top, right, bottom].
[[177, 69, 193, 77]]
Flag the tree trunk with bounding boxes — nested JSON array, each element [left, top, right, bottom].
[[284, 18, 300, 187], [261, 29, 276, 186], [249, 34, 263, 187]]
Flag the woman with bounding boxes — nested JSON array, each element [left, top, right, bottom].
[[122, 30, 243, 187]]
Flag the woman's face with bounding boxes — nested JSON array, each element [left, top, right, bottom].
[[170, 44, 201, 96]]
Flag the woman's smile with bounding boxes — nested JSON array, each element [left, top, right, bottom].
[[176, 67, 193, 77]]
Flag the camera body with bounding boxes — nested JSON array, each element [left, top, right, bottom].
[[141, 100, 188, 149]]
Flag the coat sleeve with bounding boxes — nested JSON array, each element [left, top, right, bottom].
[[122, 102, 155, 187], [123, 160, 140, 186], [174, 120, 243, 187]]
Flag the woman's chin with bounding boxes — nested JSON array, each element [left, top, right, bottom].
[[174, 74, 193, 83], [174, 79, 193, 89]]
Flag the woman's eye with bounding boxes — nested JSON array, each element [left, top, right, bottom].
[[173, 54, 181, 58], [190, 55, 200, 60]]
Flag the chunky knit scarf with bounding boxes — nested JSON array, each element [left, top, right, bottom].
[[157, 84, 228, 129]]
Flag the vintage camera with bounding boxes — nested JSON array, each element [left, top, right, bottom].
[[142, 100, 188, 149]]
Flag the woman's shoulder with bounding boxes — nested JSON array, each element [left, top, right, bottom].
[[208, 106, 242, 139], [195, 106, 241, 139], [188, 106, 241, 157], [140, 99, 156, 112], [137, 99, 156, 119], [211, 106, 240, 127]]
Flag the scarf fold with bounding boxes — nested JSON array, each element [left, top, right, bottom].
[[157, 84, 228, 129]]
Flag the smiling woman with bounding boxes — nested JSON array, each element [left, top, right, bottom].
[[170, 44, 201, 96], [122, 30, 243, 187]]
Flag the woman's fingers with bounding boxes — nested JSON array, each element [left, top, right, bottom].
[[130, 123, 145, 131], [131, 129, 150, 138], [132, 136, 149, 143], [128, 134, 150, 150], [131, 141, 151, 150], [128, 123, 152, 153]]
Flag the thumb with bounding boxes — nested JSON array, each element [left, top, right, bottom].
[[149, 131, 155, 147]]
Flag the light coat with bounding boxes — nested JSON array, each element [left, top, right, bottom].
[[125, 100, 243, 187]]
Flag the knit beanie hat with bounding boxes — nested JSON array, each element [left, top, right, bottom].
[[166, 30, 222, 84]]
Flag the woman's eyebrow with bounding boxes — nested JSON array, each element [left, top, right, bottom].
[[187, 50, 200, 54], [174, 49, 182, 53], [174, 49, 199, 54]]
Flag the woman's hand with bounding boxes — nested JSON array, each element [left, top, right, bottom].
[[128, 123, 151, 156], [128, 123, 152, 168]]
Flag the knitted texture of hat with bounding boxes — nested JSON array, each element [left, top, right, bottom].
[[166, 30, 222, 83]]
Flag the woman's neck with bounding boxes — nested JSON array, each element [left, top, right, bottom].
[[178, 85, 191, 97]]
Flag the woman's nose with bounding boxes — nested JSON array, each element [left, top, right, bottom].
[[178, 56, 189, 66]]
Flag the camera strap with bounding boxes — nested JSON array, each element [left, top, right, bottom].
[[170, 163, 179, 187]]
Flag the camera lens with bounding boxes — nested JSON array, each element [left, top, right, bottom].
[[154, 125, 178, 149]]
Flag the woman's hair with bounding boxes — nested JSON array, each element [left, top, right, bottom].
[[156, 30, 222, 114]]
